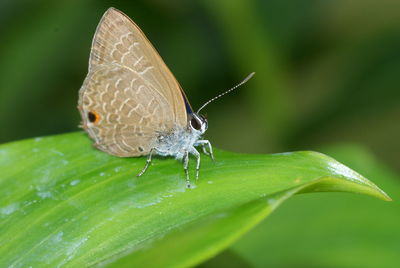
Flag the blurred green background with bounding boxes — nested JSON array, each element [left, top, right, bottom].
[[0, 0, 399, 170], [0, 0, 399, 266]]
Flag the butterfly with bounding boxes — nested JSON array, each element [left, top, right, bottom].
[[78, 7, 254, 187]]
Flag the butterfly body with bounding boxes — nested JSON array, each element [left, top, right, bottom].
[[78, 7, 213, 186], [156, 127, 200, 159]]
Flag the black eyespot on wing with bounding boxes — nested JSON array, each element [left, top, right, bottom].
[[138, 147, 144, 152], [88, 112, 96, 123], [190, 118, 201, 130]]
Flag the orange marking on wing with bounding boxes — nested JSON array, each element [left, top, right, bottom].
[[88, 111, 101, 124]]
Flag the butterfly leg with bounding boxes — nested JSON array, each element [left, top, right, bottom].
[[195, 140, 214, 161], [189, 147, 201, 181], [183, 151, 191, 187], [136, 149, 154, 177]]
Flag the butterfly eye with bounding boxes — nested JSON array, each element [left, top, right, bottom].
[[190, 118, 201, 130], [88, 111, 100, 123]]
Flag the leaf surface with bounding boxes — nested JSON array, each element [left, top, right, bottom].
[[0, 133, 390, 267]]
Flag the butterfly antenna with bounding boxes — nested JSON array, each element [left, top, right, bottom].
[[197, 72, 255, 114]]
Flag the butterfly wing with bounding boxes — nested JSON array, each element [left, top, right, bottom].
[[79, 66, 171, 156], [89, 7, 187, 125], [78, 8, 187, 157]]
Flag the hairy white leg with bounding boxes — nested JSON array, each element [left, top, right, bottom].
[[136, 149, 154, 177], [183, 151, 190, 187], [195, 140, 214, 161], [190, 147, 201, 181]]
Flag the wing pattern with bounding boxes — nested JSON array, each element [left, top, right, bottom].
[[78, 8, 187, 156]]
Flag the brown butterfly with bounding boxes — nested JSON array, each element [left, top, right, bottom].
[[78, 7, 254, 187]]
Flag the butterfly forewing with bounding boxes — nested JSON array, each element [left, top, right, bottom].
[[89, 7, 186, 125], [78, 8, 187, 156]]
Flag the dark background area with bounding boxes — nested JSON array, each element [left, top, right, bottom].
[[0, 0, 399, 172]]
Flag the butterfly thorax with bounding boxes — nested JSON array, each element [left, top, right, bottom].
[[155, 126, 202, 159]]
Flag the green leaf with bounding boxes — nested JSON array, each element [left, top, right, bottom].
[[228, 144, 399, 268], [0, 133, 390, 267]]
